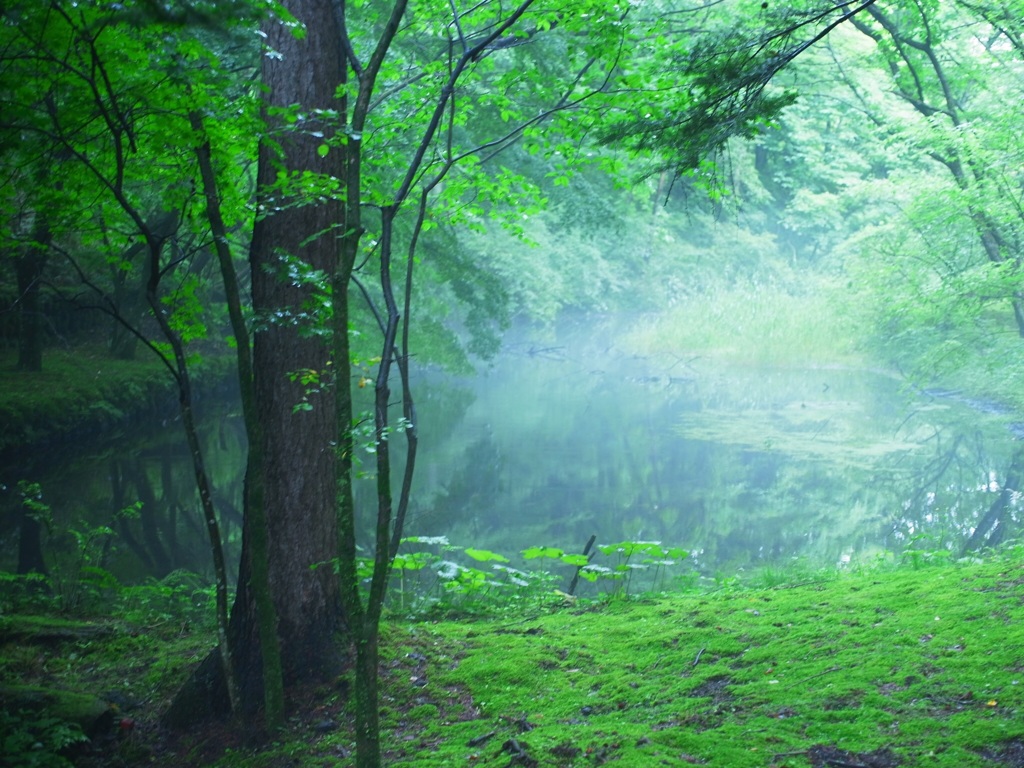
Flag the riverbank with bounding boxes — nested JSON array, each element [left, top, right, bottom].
[[624, 289, 1024, 418], [0, 345, 235, 456], [3, 551, 1024, 767]]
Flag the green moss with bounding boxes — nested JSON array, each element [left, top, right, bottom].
[[0, 345, 233, 453], [362, 554, 1024, 768], [6, 552, 1024, 767]]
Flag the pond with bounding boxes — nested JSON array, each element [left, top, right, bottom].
[[2, 315, 1021, 587], [402, 317, 1024, 577]]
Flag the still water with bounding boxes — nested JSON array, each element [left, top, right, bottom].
[[406, 320, 1023, 574], [2, 317, 1022, 582]]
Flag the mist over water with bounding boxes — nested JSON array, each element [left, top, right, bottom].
[[396, 315, 1022, 572], [2, 315, 1020, 583]]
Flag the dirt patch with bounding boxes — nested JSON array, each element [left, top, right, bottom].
[[689, 675, 734, 703], [820, 695, 862, 711], [978, 738, 1024, 767], [802, 744, 901, 767]]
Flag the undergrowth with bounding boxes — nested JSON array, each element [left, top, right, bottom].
[[177, 544, 1024, 768], [4, 539, 1023, 768], [625, 281, 864, 368]]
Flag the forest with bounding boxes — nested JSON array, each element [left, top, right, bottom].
[[3, 1, 1024, 766]]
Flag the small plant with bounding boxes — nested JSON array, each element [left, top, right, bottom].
[[364, 537, 697, 615], [899, 533, 953, 570], [750, 557, 823, 588], [0, 709, 86, 768], [116, 570, 216, 628], [0, 571, 53, 614], [15, 481, 134, 614], [520, 546, 574, 606], [593, 541, 690, 596], [47, 522, 120, 613]]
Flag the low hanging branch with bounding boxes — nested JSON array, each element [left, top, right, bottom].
[[599, 0, 880, 175]]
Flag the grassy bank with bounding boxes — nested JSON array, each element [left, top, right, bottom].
[[0, 345, 233, 454], [4, 552, 1024, 767], [624, 281, 866, 369], [625, 283, 1024, 419]]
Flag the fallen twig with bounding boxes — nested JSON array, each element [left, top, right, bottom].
[[782, 665, 843, 689], [467, 731, 496, 747]]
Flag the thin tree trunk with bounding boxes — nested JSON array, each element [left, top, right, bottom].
[[141, 231, 242, 720], [15, 218, 49, 372], [190, 106, 285, 730]]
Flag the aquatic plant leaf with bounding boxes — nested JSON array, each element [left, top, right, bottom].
[[464, 548, 510, 563], [560, 554, 590, 566], [522, 546, 563, 560]]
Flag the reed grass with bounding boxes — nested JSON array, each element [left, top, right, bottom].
[[627, 280, 867, 368]]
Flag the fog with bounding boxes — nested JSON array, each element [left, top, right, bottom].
[[4, 314, 1019, 590]]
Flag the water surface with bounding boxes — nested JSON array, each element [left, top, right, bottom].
[[2, 318, 1020, 584]]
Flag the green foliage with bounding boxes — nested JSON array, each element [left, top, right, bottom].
[[0, 709, 86, 768], [626, 279, 864, 367], [352, 536, 694, 618], [592, 540, 690, 595], [898, 533, 956, 571], [116, 570, 217, 628], [463, 548, 509, 564], [4, 482, 220, 622], [0, 569, 214, 626], [0, 572, 52, 615], [17, 486, 122, 614], [748, 556, 829, 588]]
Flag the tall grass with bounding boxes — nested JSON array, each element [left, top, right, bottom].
[[626, 279, 867, 368]]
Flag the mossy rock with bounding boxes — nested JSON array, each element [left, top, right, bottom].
[[0, 615, 116, 645], [0, 684, 114, 737]]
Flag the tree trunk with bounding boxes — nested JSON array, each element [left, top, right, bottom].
[[167, 0, 349, 726], [244, 0, 347, 695], [15, 222, 49, 372], [167, 2, 348, 726]]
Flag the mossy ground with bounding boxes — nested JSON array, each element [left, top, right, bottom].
[[363, 558, 1024, 768], [5, 554, 1024, 767], [0, 345, 232, 454]]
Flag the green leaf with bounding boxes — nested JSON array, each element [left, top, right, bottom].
[[393, 552, 431, 571], [464, 548, 510, 563], [522, 546, 563, 560], [560, 553, 590, 567]]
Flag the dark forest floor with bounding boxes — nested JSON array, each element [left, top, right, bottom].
[[4, 552, 1024, 767]]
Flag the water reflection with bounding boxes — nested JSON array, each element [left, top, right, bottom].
[[1, 321, 1021, 583], [0, 394, 246, 582], [397, 322, 1022, 573]]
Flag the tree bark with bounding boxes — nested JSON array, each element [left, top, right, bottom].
[[166, 1, 347, 727], [243, 0, 347, 694]]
